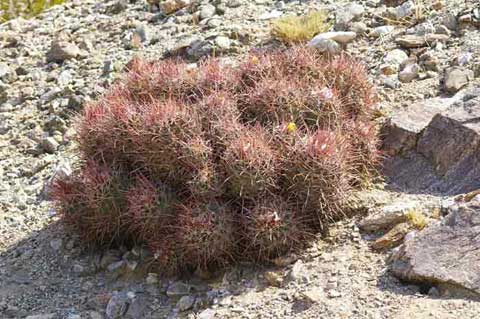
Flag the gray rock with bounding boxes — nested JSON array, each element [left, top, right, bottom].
[[335, 3, 364, 31], [0, 62, 17, 83], [166, 282, 193, 297], [382, 87, 480, 195], [46, 41, 82, 63], [382, 49, 409, 74], [391, 202, 480, 298], [176, 295, 195, 311], [301, 287, 324, 303], [49, 238, 62, 251], [399, 63, 420, 83], [160, 0, 191, 14], [199, 4, 216, 20], [106, 292, 130, 319], [214, 36, 231, 50], [395, 34, 449, 48], [25, 315, 55, 319], [57, 70, 72, 87], [393, 1, 415, 19], [349, 22, 368, 34], [371, 25, 395, 38], [198, 309, 216, 319], [359, 201, 418, 232], [310, 31, 357, 45], [307, 38, 341, 54], [444, 67, 474, 94], [41, 137, 59, 154], [288, 260, 306, 283]]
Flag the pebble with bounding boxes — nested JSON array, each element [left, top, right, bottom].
[[177, 295, 196, 311], [371, 25, 395, 38], [167, 282, 192, 297], [399, 63, 420, 83], [41, 137, 60, 154], [444, 67, 474, 94], [199, 4, 216, 20], [310, 31, 357, 45], [307, 38, 341, 54], [46, 40, 83, 63], [49, 238, 62, 251]]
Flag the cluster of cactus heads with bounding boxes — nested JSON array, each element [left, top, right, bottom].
[[51, 46, 380, 274]]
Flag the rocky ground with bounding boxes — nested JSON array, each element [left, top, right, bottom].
[[1, 0, 480, 318]]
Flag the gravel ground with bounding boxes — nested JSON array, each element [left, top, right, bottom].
[[1, 0, 480, 318]]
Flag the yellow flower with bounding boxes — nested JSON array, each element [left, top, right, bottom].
[[286, 122, 297, 133], [251, 56, 259, 65]]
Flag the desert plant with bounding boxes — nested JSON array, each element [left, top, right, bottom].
[[175, 202, 236, 270], [271, 11, 331, 43], [51, 161, 132, 246], [240, 198, 312, 261], [52, 45, 379, 274]]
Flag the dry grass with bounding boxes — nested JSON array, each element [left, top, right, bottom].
[[271, 11, 331, 43]]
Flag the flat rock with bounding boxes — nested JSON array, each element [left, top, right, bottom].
[[444, 67, 474, 94], [395, 34, 449, 48], [359, 201, 416, 232], [310, 31, 357, 45], [382, 87, 480, 195], [391, 201, 480, 298]]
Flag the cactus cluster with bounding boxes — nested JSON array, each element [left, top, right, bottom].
[[51, 46, 380, 274]]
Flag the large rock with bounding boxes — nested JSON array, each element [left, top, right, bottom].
[[391, 201, 480, 298], [382, 87, 480, 195]]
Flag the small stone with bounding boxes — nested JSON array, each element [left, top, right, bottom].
[[399, 63, 420, 83], [198, 309, 216, 319], [335, 3, 365, 30], [301, 287, 324, 303], [166, 282, 192, 297], [49, 239, 62, 251], [444, 67, 474, 94], [199, 4, 216, 20], [46, 41, 82, 63], [371, 25, 395, 38], [289, 260, 306, 282], [310, 31, 357, 45], [349, 22, 368, 34], [88, 311, 103, 319], [160, 0, 191, 14], [382, 75, 401, 89], [395, 34, 449, 48], [214, 36, 231, 50], [177, 295, 195, 312], [146, 273, 159, 285], [372, 222, 411, 250], [41, 137, 59, 153], [327, 290, 341, 298], [0, 62, 16, 83], [25, 315, 55, 319], [382, 49, 409, 74], [57, 70, 72, 87], [258, 10, 283, 20], [73, 264, 85, 273], [394, 1, 415, 19], [107, 260, 126, 273], [307, 38, 341, 54], [264, 271, 283, 287], [106, 292, 129, 319], [428, 286, 440, 297]]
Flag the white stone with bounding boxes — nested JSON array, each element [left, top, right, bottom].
[[371, 25, 395, 38], [310, 31, 357, 45]]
